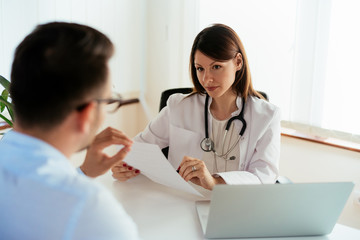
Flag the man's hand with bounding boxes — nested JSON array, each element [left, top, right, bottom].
[[80, 127, 133, 178]]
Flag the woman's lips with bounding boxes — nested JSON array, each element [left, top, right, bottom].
[[206, 86, 218, 92]]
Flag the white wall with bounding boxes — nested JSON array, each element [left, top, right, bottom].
[[142, 0, 198, 118], [280, 136, 360, 229], [0, 0, 198, 119], [0, 0, 146, 94]]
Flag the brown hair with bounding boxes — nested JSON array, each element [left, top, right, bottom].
[[189, 24, 263, 101], [10, 22, 114, 129]]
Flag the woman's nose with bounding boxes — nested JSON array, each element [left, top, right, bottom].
[[201, 70, 213, 83]]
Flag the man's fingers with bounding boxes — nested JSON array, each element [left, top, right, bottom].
[[92, 127, 133, 149], [106, 146, 132, 168]]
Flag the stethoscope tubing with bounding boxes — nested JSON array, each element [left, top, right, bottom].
[[201, 94, 247, 157]]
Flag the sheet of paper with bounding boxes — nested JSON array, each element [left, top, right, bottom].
[[123, 142, 203, 197]]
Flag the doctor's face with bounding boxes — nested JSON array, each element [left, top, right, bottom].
[[194, 50, 241, 99]]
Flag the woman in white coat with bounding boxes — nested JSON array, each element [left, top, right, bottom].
[[112, 24, 281, 190]]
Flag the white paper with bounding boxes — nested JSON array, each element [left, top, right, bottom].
[[123, 142, 203, 197]]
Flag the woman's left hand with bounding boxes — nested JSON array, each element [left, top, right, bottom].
[[178, 156, 225, 190]]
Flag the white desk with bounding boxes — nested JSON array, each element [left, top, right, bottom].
[[96, 172, 360, 240]]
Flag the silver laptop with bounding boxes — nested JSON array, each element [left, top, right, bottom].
[[195, 182, 354, 239]]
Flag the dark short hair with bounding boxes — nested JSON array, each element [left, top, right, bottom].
[[189, 24, 262, 101], [10, 22, 114, 129]]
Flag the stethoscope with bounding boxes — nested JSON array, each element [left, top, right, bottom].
[[200, 94, 247, 160]]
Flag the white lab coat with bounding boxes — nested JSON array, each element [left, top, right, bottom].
[[134, 93, 281, 184]]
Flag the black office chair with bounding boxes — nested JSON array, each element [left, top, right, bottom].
[[257, 91, 269, 101], [159, 87, 193, 112]]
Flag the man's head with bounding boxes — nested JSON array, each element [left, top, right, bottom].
[[10, 22, 114, 130]]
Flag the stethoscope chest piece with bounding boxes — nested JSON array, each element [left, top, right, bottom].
[[201, 94, 247, 161], [200, 137, 214, 152]]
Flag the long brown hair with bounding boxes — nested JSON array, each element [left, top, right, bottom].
[[189, 24, 262, 101]]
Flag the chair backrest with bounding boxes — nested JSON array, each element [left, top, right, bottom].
[[257, 91, 269, 101], [159, 87, 193, 112]]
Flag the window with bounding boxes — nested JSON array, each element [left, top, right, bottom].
[[198, 0, 360, 144], [322, 0, 360, 136]]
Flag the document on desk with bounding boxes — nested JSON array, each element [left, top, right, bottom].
[[123, 142, 203, 197]]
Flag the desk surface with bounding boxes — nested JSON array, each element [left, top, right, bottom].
[[96, 172, 360, 240]]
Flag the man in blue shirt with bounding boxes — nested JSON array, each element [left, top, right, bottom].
[[0, 22, 139, 239]]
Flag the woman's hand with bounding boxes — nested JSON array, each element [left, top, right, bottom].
[[80, 127, 134, 178], [111, 162, 141, 181], [178, 156, 225, 190]]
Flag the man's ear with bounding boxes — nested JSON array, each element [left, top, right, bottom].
[[235, 52, 243, 71], [76, 102, 96, 133]]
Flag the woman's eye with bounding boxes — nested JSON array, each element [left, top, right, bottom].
[[213, 65, 221, 70], [196, 67, 204, 72]]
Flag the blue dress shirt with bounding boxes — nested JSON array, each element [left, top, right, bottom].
[[0, 130, 139, 240]]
